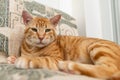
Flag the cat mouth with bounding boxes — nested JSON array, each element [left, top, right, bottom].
[[36, 42, 45, 45], [36, 42, 47, 48]]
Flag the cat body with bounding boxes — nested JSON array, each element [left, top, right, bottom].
[[19, 35, 120, 78], [8, 10, 120, 79]]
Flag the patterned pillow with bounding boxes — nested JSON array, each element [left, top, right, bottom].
[[0, 0, 78, 56], [0, 34, 8, 55]]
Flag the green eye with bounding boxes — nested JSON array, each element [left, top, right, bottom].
[[45, 29, 51, 32], [31, 28, 37, 32]]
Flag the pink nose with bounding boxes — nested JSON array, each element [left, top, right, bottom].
[[39, 37, 44, 41]]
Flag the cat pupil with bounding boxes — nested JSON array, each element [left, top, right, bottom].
[[45, 29, 51, 32], [31, 28, 37, 32]]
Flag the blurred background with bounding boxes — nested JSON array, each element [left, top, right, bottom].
[[35, 0, 120, 44]]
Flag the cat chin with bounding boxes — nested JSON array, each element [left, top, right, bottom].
[[35, 44, 46, 48], [26, 41, 45, 48], [35, 42, 52, 48], [25, 39, 53, 48]]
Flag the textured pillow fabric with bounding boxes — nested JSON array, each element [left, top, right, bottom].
[[0, 34, 8, 55], [0, 0, 25, 56], [0, 0, 78, 56]]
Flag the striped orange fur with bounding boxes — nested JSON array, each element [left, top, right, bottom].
[[9, 11, 120, 79]]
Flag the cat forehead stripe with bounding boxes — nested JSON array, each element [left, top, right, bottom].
[[35, 19, 48, 27]]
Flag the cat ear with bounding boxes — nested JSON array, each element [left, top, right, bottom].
[[50, 15, 61, 26], [22, 10, 33, 25]]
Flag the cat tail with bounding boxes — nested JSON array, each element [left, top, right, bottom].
[[0, 52, 7, 63]]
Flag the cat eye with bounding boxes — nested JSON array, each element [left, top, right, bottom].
[[31, 28, 37, 32], [45, 29, 51, 32]]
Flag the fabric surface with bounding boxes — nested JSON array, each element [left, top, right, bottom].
[[0, 64, 102, 80]]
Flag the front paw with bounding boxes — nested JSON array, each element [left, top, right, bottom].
[[7, 56, 17, 64], [15, 57, 35, 69], [58, 61, 81, 74]]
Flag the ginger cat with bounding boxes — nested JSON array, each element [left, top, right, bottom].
[[8, 10, 120, 79]]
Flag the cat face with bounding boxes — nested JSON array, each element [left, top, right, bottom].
[[22, 11, 61, 48]]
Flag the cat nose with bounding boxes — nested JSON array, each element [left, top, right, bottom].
[[39, 37, 44, 41]]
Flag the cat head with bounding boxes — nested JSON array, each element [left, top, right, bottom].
[[22, 10, 61, 48]]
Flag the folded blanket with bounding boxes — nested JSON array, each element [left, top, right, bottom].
[[0, 64, 103, 80]]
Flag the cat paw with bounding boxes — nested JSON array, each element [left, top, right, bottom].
[[15, 57, 30, 68], [7, 56, 17, 64], [58, 61, 81, 74], [58, 61, 74, 72], [15, 57, 37, 69]]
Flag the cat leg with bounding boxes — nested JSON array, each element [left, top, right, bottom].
[[58, 61, 118, 78], [58, 61, 81, 74], [15, 56, 30, 68], [58, 44, 120, 78], [15, 56, 61, 70]]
